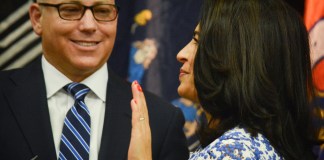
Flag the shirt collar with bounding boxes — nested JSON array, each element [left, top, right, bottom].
[[42, 55, 108, 101]]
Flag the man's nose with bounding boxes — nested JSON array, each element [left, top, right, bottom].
[[79, 9, 97, 32]]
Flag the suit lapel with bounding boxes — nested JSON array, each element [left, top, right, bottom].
[[99, 69, 132, 160], [3, 59, 56, 159]]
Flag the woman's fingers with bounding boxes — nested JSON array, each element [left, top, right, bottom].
[[136, 81, 149, 122], [128, 80, 152, 160], [130, 80, 148, 123]]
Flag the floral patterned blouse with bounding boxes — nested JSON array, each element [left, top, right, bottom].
[[189, 126, 284, 160]]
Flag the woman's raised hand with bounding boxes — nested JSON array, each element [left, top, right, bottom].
[[128, 81, 152, 160]]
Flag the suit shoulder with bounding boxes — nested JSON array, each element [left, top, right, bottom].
[[0, 59, 40, 83], [143, 90, 182, 121], [145, 91, 175, 109], [0, 68, 22, 84]]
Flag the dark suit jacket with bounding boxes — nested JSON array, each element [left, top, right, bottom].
[[0, 58, 189, 160]]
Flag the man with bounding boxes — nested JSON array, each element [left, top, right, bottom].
[[0, 0, 189, 159]]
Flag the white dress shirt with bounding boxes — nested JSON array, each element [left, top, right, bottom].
[[42, 56, 107, 160]]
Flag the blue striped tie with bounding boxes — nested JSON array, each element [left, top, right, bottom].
[[59, 83, 91, 160]]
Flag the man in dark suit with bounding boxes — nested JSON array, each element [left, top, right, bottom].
[[0, 0, 188, 159]]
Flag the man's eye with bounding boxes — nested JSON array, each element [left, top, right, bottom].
[[94, 6, 113, 15], [60, 5, 82, 13], [62, 7, 81, 12]]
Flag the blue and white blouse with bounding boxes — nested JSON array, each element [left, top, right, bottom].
[[189, 126, 284, 160]]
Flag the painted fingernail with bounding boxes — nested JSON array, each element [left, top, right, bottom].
[[134, 80, 138, 85], [137, 84, 142, 92]]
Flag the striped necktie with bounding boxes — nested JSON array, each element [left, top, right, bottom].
[[59, 82, 91, 160]]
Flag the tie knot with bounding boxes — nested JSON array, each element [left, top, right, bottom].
[[64, 82, 90, 101]]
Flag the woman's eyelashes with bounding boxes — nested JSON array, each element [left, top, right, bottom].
[[192, 36, 198, 45]]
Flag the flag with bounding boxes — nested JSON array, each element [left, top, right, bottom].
[[304, 0, 324, 158], [0, 0, 42, 70]]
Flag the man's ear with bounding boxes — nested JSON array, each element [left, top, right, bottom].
[[29, 3, 42, 35]]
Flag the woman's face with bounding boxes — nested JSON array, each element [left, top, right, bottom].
[[176, 26, 199, 102]]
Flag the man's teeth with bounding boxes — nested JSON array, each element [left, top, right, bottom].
[[76, 42, 97, 46]]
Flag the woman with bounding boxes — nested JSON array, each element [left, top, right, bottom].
[[128, 0, 317, 159]]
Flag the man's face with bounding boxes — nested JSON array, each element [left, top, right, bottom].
[[30, 0, 117, 81]]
